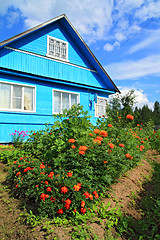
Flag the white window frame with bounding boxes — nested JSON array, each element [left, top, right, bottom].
[[95, 96, 108, 117], [46, 35, 69, 62], [0, 81, 36, 113], [53, 89, 79, 114]]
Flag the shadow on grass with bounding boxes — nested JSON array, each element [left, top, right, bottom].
[[117, 160, 160, 240]]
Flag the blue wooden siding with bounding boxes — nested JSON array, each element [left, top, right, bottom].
[[7, 22, 95, 70], [0, 73, 108, 143], [0, 47, 107, 89]]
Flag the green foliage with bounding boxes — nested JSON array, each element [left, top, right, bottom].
[[148, 128, 160, 152], [0, 149, 28, 165], [3, 104, 158, 221]]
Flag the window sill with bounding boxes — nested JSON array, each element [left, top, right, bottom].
[[46, 54, 69, 63], [0, 109, 36, 113]]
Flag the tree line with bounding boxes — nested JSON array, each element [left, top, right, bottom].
[[108, 90, 160, 128]]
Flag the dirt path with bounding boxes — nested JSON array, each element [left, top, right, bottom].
[[0, 150, 159, 239]]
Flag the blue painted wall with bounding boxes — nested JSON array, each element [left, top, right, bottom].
[[0, 73, 109, 143]]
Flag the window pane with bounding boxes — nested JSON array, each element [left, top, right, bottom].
[[61, 43, 67, 60], [98, 105, 105, 116], [54, 91, 61, 113], [24, 87, 33, 110], [71, 94, 77, 106], [49, 39, 54, 56], [12, 85, 22, 109], [55, 41, 60, 58], [0, 83, 11, 109], [13, 98, 22, 109], [62, 92, 69, 110]]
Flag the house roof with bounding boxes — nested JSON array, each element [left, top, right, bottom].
[[0, 14, 120, 93]]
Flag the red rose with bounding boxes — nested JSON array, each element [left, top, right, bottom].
[[83, 192, 90, 198], [79, 150, 85, 155], [71, 145, 76, 149], [108, 143, 114, 149], [40, 164, 45, 169], [119, 143, 124, 147], [81, 201, 85, 207], [94, 194, 99, 198], [81, 208, 86, 214], [61, 186, 68, 194], [68, 138, 76, 143], [99, 130, 108, 137], [48, 172, 54, 178], [67, 172, 72, 177], [57, 209, 63, 214], [126, 115, 134, 120], [65, 199, 71, 205], [73, 184, 81, 191], [93, 129, 100, 134], [65, 204, 70, 209], [40, 193, 48, 201], [79, 146, 88, 151], [96, 136, 103, 141], [47, 187, 52, 192], [93, 191, 97, 195]]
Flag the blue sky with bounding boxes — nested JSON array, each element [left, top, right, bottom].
[[0, 0, 160, 109]]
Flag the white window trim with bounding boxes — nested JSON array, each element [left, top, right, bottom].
[[95, 96, 108, 117], [46, 35, 69, 62], [0, 81, 36, 113], [52, 89, 80, 114]]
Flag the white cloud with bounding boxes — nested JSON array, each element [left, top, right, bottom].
[[105, 54, 160, 80], [109, 87, 154, 109], [0, 0, 159, 44], [104, 40, 120, 52], [104, 43, 114, 51], [0, 0, 114, 39], [115, 32, 126, 41], [135, 1, 160, 21]]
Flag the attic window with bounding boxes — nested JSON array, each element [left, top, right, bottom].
[[47, 36, 68, 61]]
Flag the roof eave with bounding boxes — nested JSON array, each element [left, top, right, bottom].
[[0, 14, 66, 48]]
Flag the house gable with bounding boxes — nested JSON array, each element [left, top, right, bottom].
[[7, 21, 95, 71], [0, 15, 120, 93]]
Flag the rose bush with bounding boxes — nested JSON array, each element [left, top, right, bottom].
[[5, 104, 157, 219]]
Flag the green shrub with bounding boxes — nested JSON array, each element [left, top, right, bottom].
[[6, 105, 153, 219]]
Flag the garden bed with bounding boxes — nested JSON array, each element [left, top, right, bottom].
[[0, 150, 159, 239]]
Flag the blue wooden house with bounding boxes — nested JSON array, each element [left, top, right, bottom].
[[0, 14, 120, 143]]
